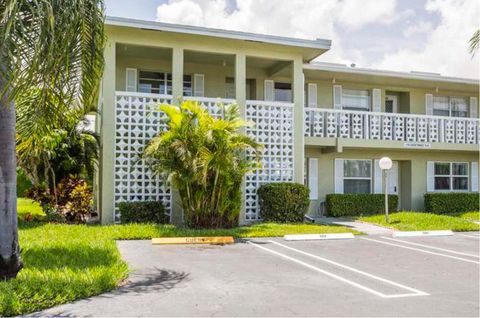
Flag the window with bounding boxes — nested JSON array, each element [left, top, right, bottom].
[[138, 71, 191, 96], [343, 160, 372, 193], [343, 89, 370, 111], [433, 96, 468, 118], [434, 162, 469, 191], [274, 82, 292, 102], [183, 75, 192, 96]]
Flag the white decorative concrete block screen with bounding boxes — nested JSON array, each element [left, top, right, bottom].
[[114, 92, 173, 223], [114, 94, 241, 223], [245, 100, 294, 221], [304, 108, 479, 145], [184, 96, 236, 118]]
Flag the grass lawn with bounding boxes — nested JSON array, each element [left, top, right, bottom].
[[359, 211, 480, 232], [16, 198, 45, 221], [1, 217, 359, 316], [451, 211, 480, 222]]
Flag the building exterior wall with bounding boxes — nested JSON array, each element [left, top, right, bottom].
[[98, 22, 479, 224], [304, 78, 479, 116], [305, 148, 479, 215]]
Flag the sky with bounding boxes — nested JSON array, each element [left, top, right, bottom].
[[105, 0, 480, 79]]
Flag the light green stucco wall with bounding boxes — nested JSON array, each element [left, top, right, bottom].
[[99, 24, 479, 224], [305, 147, 479, 214], [304, 78, 479, 116], [100, 25, 306, 224]]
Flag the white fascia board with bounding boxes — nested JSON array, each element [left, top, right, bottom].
[[303, 62, 479, 85], [106, 16, 331, 50]]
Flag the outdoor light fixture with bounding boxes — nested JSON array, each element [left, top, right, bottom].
[[379, 157, 393, 223]]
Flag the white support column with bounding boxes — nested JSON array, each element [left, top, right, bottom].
[[100, 39, 116, 224], [171, 47, 184, 225], [293, 57, 305, 184], [235, 52, 247, 225]]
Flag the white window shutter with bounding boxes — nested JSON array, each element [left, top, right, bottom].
[[193, 74, 205, 97], [470, 97, 478, 118], [374, 159, 383, 193], [471, 162, 478, 192], [307, 83, 318, 108], [372, 88, 381, 112], [264, 80, 274, 101], [427, 161, 435, 192], [334, 159, 344, 194], [308, 158, 318, 200], [333, 85, 342, 110], [125, 68, 137, 92], [425, 94, 433, 115]]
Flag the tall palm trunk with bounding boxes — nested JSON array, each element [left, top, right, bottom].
[[0, 71, 22, 280]]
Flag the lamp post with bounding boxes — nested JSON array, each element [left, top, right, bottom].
[[379, 157, 393, 223]]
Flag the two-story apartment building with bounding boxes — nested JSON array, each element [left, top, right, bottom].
[[97, 16, 479, 224]]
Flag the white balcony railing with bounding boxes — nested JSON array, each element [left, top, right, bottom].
[[304, 108, 479, 145]]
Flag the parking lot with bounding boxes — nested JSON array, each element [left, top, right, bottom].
[[33, 233, 479, 317]]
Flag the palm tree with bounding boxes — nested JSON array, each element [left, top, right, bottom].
[[0, 0, 105, 280], [469, 29, 479, 56], [143, 101, 262, 229]]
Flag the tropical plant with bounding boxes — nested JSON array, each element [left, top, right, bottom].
[[0, 0, 105, 280], [16, 115, 99, 189], [469, 29, 480, 56], [143, 101, 262, 229]]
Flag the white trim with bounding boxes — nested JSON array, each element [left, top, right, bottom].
[[193, 73, 205, 97], [308, 158, 318, 200], [471, 162, 478, 192], [304, 107, 480, 122], [304, 62, 479, 85], [470, 97, 478, 118], [342, 159, 373, 194], [372, 88, 381, 112], [106, 16, 331, 50], [125, 68, 137, 92], [307, 83, 318, 108]]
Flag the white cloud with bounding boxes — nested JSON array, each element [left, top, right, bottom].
[[374, 0, 480, 78], [402, 21, 433, 37], [156, 0, 480, 78]]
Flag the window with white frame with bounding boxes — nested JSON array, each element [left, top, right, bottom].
[[433, 96, 468, 118], [342, 89, 370, 111], [274, 82, 292, 102], [434, 162, 469, 191], [343, 160, 372, 193], [138, 70, 192, 96]]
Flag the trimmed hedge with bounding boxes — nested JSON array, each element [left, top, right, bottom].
[[326, 194, 398, 217], [424, 192, 480, 214], [257, 182, 310, 223], [119, 201, 169, 224]]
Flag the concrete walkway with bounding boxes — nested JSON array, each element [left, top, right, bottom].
[[312, 216, 394, 235]]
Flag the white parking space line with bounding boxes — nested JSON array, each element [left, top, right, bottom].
[[458, 234, 480, 239], [360, 237, 480, 265], [247, 241, 428, 299], [380, 236, 479, 258], [268, 240, 429, 296]]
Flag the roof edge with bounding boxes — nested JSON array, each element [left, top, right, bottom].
[[106, 16, 331, 50], [304, 62, 479, 85]]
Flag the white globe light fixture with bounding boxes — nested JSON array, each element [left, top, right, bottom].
[[378, 157, 393, 223], [379, 157, 393, 170]]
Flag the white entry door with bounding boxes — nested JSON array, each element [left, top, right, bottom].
[[387, 161, 399, 194], [385, 95, 398, 113]]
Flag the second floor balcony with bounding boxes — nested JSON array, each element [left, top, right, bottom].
[[304, 108, 479, 146]]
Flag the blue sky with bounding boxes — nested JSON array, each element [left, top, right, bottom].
[[105, 0, 479, 78]]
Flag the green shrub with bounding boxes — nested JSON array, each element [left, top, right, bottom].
[[257, 182, 310, 223], [119, 201, 169, 224], [424, 192, 480, 214], [17, 168, 32, 197], [326, 194, 398, 217]]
